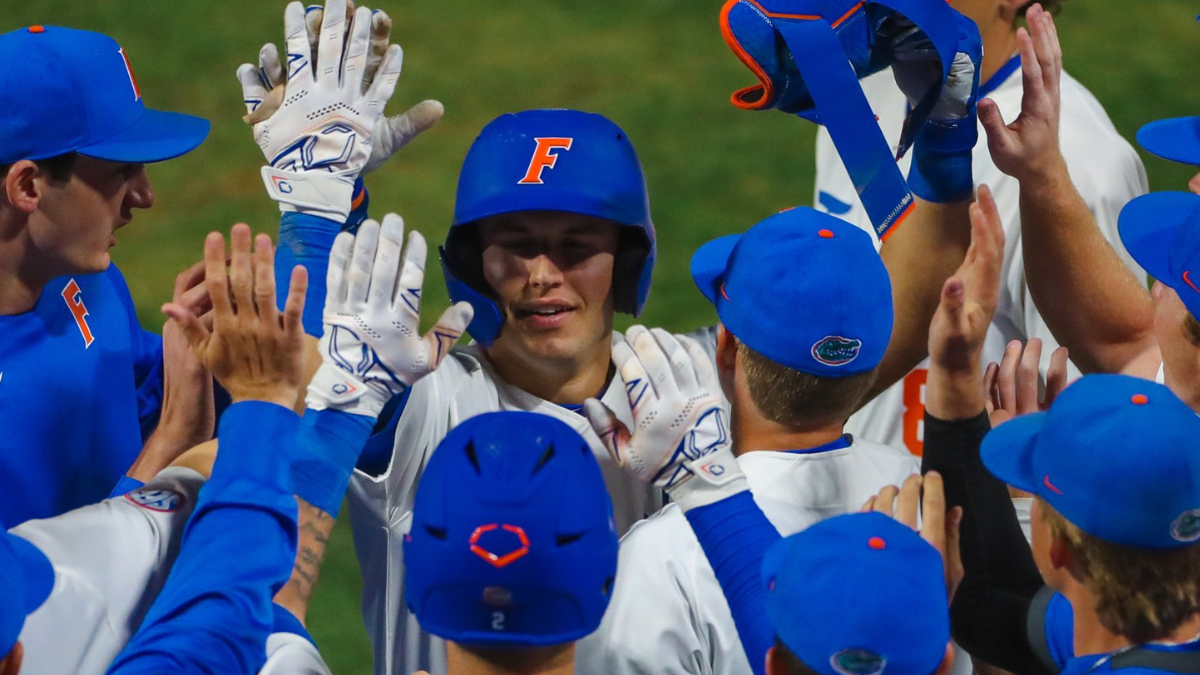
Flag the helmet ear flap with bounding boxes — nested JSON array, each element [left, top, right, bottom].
[[613, 227, 652, 316]]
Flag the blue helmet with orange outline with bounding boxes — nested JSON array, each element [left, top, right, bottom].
[[403, 411, 619, 647], [439, 109, 656, 346]]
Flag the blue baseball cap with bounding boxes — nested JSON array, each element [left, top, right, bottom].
[[0, 26, 209, 165], [764, 512, 950, 675], [0, 532, 54, 658], [1137, 118, 1200, 166], [1117, 191, 1200, 320], [691, 207, 893, 376], [982, 374, 1200, 549], [404, 411, 619, 647]]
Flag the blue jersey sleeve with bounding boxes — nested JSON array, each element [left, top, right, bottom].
[[685, 491, 781, 675], [105, 265, 165, 440], [106, 402, 301, 675]]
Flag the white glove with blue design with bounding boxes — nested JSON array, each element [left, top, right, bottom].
[[306, 214, 473, 418], [585, 326, 746, 510], [239, 0, 403, 221]]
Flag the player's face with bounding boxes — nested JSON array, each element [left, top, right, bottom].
[[28, 156, 154, 274], [1151, 281, 1200, 407], [479, 211, 620, 365]]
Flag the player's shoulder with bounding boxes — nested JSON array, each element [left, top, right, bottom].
[[618, 503, 698, 561]]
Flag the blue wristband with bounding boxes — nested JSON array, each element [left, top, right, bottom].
[[291, 408, 374, 516], [906, 117, 977, 204], [215, 402, 301, 488], [109, 475, 146, 499]]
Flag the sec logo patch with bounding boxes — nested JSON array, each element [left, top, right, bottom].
[[125, 488, 183, 512]]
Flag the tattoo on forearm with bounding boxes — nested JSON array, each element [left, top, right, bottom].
[[282, 506, 335, 610]]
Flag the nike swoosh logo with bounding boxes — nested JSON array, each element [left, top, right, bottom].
[[1183, 271, 1200, 295], [1043, 475, 1065, 495], [818, 191, 853, 216]]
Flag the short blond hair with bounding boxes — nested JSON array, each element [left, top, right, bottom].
[[738, 342, 876, 428], [1040, 499, 1200, 643]]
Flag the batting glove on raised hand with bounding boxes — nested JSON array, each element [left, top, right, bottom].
[[306, 213, 473, 418], [236, 0, 403, 221], [239, 4, 442, 181], [584, 326, 745, 509]]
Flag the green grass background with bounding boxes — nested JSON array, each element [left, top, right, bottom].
[[6, 1, 1197, 671]]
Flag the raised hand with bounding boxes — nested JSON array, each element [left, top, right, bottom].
[[979, 3, 1064, 182], [584, 326, 731, 490], [306, 213, 473, 418], [163, 225, 308, 408], [984, 338, 1069, 427], [863, 472, 964, 603], [235, 0, 404, 221], [238, 2, 442, 179]]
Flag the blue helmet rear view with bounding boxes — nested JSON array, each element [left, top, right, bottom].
[[441, 109, 656, 345], [403, 411, 619, 647]]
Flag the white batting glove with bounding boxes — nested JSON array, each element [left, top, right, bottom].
[[307, 213, 473, 418], [238, 5, 442, 182], [584, 326, 747, 511], [235, 0, 402, 221]]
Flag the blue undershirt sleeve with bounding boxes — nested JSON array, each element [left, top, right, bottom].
[[291, 408, 374, 516], [684, 491, 782, 675]]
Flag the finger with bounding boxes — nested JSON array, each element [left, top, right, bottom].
[[381, 100, 445, 147], [872, 485, 899, 517], [347, 219, 381, 306], [283, 266, 309, 337], [365, 43, 403, 106], [1015, 27, 1043, 105], [162, 303, 211, 352], [304, 5, 323, 62], [629, 325, 679, 399], [342, 6, 371, 92], [946, 505, 964, 597], [283, 2, 313, 86], [895, 474, 922, 529], [203, 232, 233, 319], [1030, 5, 1058, 91], [584, 398, 633, 464], [983, 362, 1000, 413], [422, 302, 473, 370], [975, 185, 1005, 255], [678, 334, 719, 392], [178, 280, 214, 318], [369, 213, 405, 312], [861, 495, 876, 512], [362, 9, 393, 92], [650, 328, 697, 392], [921, 471, 947, 551], [938, 276, 966, 330], [173, 259, 207, 304], [1044, 346, 1069, 409], [395, 227, 429, 321], [1018, 338, 1042, 416], [326, 231, 354, 309], [316, 0, 348, 85], [229, 224, 255, 320], [997, 340, 1022, 413], [613, 337, 657, 411], [237, 63, 270, 116], [253, 233, 279, 324], [260, 42, 285, 88]]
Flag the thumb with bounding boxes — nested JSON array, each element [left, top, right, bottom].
[[978, 99, 1015, 158], [162, 303, 211, 354], [938, 276, 967, 326], [584, 398, 630, 464], [382, 100, 445, 147], [422, 302, 473, 370]]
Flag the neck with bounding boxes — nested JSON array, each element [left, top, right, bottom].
[[1066, 589, 1200, 656], [730, 404, 846, 457], [979, 22, 1020, 85], [447, 641, 575, 675], [485, 336, 613, 406], [0, 213, 48, 315]]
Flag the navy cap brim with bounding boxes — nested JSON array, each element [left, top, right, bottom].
[[980, 413, 1046, 496], [78, 109, 210, 163], [1138, 118, 1200, 165], [1118, 192, 1200, 285], [690, 234, 741, 304]]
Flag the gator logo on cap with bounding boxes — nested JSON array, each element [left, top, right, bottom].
[[812, 336, 862, 366], [830, 649, 887, 675], [1170, 509, 1200, 543]]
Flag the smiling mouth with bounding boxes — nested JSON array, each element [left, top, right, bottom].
[[515, 307, 574, 319]]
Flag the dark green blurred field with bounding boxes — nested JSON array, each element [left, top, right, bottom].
[[6, 1, 1197, 671]]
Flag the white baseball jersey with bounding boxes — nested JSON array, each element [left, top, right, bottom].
[[13, 466, 204, 675], [575, 437, 919, 675], [348, 328, 717, 675], [814, 64, 1148, 456], [257, 632, 334, 675]]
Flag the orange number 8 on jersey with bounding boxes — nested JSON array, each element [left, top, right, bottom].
[[901, 369, 928, 457]]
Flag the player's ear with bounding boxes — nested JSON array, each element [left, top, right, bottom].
[[1048, 535, 1073, 572], [0, 641, 24, 675], [932, 642, 956, 675], [3, 161, 42, 214], [715, 324, 737, 374]]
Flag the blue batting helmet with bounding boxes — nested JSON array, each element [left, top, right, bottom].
[[403, 411, 619, 647], [440, 109, 656, 346]]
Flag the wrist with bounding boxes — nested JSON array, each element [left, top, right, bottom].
[[305, 362, 392, 420], [666, 446, 749, 512], [261, 167, 355, 221], [228, 386, 301, 410], [925, 365, 987, 420], [1015, 155, 1072, 196], [907, 118, 977, 204]]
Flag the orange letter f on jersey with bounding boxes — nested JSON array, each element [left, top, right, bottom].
[[518, 137, 573, 184], [62, 279, 95, 349]]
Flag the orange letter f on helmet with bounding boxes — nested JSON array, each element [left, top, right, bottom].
[[519, 137, 573, 184]]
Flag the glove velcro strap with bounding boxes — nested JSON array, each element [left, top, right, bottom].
[[667, 447, 750, 512], [261, 167, 354, 221], [306, 363, 387, 418]]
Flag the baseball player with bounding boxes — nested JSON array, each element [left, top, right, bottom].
[[0, 25, 212, 525], [813, 1, 1150, 457], [575, 207, 930, 675], [401, 410, 618, 675]]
